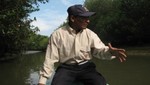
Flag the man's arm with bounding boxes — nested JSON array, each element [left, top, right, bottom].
[[38, 34, 59, 84]]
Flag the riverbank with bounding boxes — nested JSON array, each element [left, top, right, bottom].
[[126, 46, 150, 56], [0, 51, 42, 61], [23, 51, 42, 55], [0, 53, 18, 61], [0, 46, 149, 61]]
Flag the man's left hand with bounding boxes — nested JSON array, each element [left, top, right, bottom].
[[108, 43, 127, 62]]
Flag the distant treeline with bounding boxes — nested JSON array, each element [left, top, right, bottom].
[[85, 0, 150, 46], [27, 34, 48, 51]]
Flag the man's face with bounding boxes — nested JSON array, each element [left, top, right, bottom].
[[73, 16, 90, 30]]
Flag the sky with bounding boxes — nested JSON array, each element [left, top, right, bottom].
[[30, 0, 85, 36]]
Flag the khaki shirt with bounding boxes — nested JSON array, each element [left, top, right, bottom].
[[39, 25, 113, 84]]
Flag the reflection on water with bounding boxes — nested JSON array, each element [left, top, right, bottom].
[[0, 52, 45, 85], [25, 71, 39, 85], [0, 51, 150, 85], [26, 69, 54, 85]]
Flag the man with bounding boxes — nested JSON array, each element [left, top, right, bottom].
[[38, 4, 127, 85]]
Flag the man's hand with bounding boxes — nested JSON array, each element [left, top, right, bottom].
[[108, 43, 127, 62], [38, 83, 45, 85]]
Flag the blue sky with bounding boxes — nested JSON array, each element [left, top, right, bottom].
[[30, 0, 85, 36]]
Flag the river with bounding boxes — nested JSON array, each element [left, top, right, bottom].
[[0, 50, 150, 85]]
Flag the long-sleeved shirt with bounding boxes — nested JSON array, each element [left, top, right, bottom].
[[39, 25, 114, 84]]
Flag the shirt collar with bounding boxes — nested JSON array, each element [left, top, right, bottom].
[[66, 24, 85, 34]]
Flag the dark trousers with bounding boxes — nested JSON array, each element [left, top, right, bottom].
[[51, 62, 106, 85]]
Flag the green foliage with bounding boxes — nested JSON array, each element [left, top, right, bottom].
[[27, 34, 49, 51], [120, 0, 150, 45], [85, 0, 150, 46], [0, 0, 48, 58], [85, 0, 122, 43]]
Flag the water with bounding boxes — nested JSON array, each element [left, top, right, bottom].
[[0, 51, 150, 85], [0, 52, 44, 85]]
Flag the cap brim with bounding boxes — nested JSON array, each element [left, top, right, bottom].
[[78, 12, 96, 17]]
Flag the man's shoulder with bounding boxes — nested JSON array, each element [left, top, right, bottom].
[[85, 28, 96, 35], [85, 28, 92, 32], [84, 28, 99, 39], [51, 26, 68, 36]]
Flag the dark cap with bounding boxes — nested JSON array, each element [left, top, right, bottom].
[[67, 4, 95, 17]]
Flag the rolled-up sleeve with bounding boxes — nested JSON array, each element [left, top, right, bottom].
[[39, 34, 59, 84]]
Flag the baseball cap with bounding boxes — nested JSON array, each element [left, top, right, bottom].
[[67, 4, 96, 17]]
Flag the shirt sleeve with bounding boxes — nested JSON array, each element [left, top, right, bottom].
[[91, 33, 114, 60], [39, 34, 59, 84]]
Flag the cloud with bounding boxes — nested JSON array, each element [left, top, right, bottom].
[[61, 0, 73, 6], [32, 18, 50, 31], [31, 9, 67, 36], [61, 0, 85, 7]]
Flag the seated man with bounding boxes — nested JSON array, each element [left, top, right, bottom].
[[38, 4, 127, 85]]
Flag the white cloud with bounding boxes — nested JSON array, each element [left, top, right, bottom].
[[61, 0, 73, 6], [31, 9, 67, 36], [32, 19, 49, 31], [61, 0, 85, 7]]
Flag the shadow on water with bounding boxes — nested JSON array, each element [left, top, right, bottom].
[[0, 49, 150, 85]]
